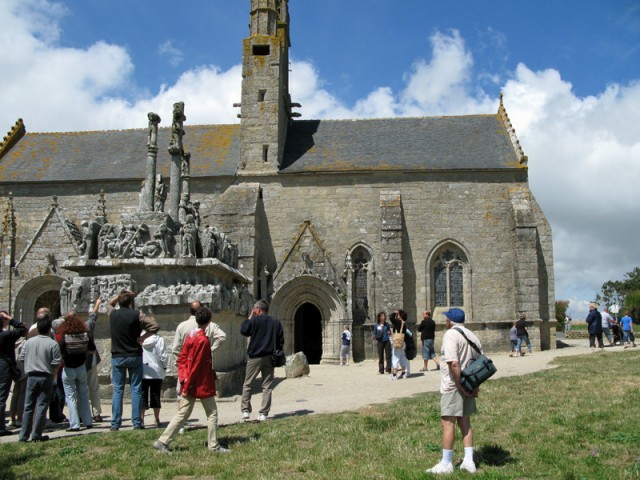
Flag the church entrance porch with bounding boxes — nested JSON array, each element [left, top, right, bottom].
[[269, 275, 347, 364]]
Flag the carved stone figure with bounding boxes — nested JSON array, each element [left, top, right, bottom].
[[202, 225, 218, 258], [180, 214, 197, 258], [154, 223, 175, 258], [154, 174, 167, 212], [98, 223, 116, 258], [70, 281, 83, 311], [80, 220, 101, 259], [59, 280, 71, 314], [178, 193, 193, 224], [147, 112, 161, 147], [192, 201, 200, 229], [168, 102, 186, 155]]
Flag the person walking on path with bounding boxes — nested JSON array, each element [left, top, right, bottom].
[[18, 312, 61, 442], [108, 290, 159, 431], [390, 310, 411, 380], [509, 322, 518, 357], [0, 311, 27, 436], [240, 300, 284, 422], [418, 310, 440, 371], [373, 312, 392, 375], [620, 310, 637, 348], [515, 313, 533, 356], [153, 306, 230, 453], [427, 308, 482, 475], [586, 303, 604, 352], [339, 325, 351, 366]]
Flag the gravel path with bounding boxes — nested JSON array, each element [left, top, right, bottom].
[[1, 337, 605, 443]]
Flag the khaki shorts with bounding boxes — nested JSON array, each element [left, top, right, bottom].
[[440, 390, 477, 417]]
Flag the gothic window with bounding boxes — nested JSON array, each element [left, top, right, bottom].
[[432, 248, 467, 308], [351, 246, 372, 325]]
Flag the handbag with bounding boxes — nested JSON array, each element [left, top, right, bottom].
[[453, 328, 497, 392], [392, 320, 406, 349], [270, 321, 286, 367]]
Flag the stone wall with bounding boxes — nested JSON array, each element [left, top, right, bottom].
[[0, 167, 554, 356]]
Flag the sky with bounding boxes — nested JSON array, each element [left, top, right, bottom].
[[1, 0, 639, 320]]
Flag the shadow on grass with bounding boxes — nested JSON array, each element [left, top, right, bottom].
[[272, 409, 314, 420], [0, 450, 39, 479], [476, 444, 516, 467]]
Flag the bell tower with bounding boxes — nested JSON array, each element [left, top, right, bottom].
[[238, 0, 295, 174]]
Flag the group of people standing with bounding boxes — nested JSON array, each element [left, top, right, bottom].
[[372, 309, 417, 380], [586, 302, 636, 351], [0, 304, 106, 442]]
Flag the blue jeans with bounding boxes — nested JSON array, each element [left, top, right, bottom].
[[516, 335, 532, 352], [62, 365, 93, 429], [20, 374, 53, 441], [111, 356, 143, 429]]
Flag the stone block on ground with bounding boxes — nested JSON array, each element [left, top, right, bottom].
[[285, 352, 310, 378]]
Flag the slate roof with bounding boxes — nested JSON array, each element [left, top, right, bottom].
[[281, 115, 525, 173], [0, 114, 525, 183], [0, 124, 241, 183]]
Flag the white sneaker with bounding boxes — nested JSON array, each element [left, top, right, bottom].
[[258, 414, 267, 422], [459, 460, 477, 473], [426, 462, 454, 474], [242, 412, 250, 421]]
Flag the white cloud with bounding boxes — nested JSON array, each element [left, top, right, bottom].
[[2, 2, 639, 321], [158, 40, 184, 67]]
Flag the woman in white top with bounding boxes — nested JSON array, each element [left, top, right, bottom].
[[141, 329, 169, 428]]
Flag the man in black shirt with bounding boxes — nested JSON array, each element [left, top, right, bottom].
[[417, 310, 440, 372], [239, 300, 284, 422]]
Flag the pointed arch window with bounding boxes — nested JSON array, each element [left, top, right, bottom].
[[433, 248, 467, 308], [351, 246, 371, 324]]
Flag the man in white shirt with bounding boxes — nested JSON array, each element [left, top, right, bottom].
[[427, 308, 482, 475], [601, 308, 614, 347], [172, 302, 227, 369]]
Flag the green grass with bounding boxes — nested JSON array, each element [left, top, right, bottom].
[[3, 350, 640, 479]]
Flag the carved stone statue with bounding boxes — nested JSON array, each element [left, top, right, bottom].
[[202, 225, 218, 258], [154, 174, 167, 212], [59, 280, 71, 314], [180, 214, 197, 258], [168, 102, 186, 155]]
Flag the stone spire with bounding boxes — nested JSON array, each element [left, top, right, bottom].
[[238, 0, 296, 174]]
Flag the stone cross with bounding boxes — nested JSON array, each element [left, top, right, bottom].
[[143, 112, 161, 212], [167, 102, 186, 221]]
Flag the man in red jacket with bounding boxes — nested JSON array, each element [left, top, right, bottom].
[[153, 306, 229, 453]]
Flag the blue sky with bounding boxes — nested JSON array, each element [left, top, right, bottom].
[[1, 0, 640, 320]]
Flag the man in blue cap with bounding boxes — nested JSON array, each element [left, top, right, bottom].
[[427, 308, 482, 475]]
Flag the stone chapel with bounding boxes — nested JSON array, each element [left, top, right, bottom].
[[0, 0, 555, 392]]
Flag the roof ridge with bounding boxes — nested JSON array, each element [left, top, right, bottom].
[[498, 93, 527, 166]]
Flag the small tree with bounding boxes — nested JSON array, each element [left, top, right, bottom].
[[623, 290, 640, 322], [555, 300, 570, 330]]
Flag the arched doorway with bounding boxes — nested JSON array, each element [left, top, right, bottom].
[[294, 302, 322, 364], [270, 275, 347, 364], [14, 275, 65, 322]]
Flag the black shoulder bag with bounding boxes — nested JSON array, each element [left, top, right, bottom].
[[453, 328, 497, 392], [271, 320, 286, 367]]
